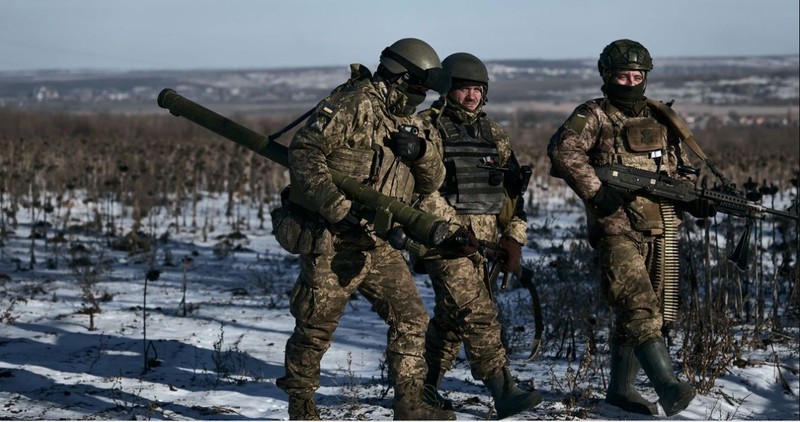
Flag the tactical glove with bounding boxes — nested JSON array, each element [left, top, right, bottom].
[[682, 198, 717, 218], [388, 130, 424, 161], [590, 185, 631, 217], [439, 226, 479, 259], [498, 236, 523, 274], [330, 207, 362, 234], [488, 169, 505, 186]]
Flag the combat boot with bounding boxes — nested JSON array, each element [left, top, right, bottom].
[[605, 342, 658, 415], [422, 365, 454, 411], [394, 383, 456, 420], [287, 395, 320, 420], [483, 367, 543, 419], [634, 338, 696, 416]]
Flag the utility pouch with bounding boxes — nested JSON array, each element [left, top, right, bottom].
[[623, 117, 667, 152], [271, 187, 332, 255], [624, 196, 664, 235]]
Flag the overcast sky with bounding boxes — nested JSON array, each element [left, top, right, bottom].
[[1, 0, 798, 72]]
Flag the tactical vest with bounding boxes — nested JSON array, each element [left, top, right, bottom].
[[326, 142, 415, 203], [438, 115, 505, 215], [596, 106, 672, 234]]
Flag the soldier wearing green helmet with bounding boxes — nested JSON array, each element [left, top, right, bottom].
[[414, 52, 542, 419], [548, 39, 713, 417], [276, 38, 457, 421]]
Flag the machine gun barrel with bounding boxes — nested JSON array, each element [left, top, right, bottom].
[[157, 88, 449, 248]]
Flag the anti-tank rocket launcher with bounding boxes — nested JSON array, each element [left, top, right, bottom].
[[156, 88, 450, 248]]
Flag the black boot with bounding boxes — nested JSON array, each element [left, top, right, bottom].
[[422, 365, 453, 411], [635, 338, 696, 416], [483, 367, 543, 419], [394, 382, 456, 420], [605, 342, 658, 415]]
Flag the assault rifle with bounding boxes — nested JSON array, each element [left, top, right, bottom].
[[594, 163, 799, 270], [388, 229, 543, 359]]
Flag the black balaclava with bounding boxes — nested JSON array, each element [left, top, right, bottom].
[[602, 71, 647, 115], [376, 64, 428, 117]]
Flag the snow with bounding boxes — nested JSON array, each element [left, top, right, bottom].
[[1, 187, 798, 421]]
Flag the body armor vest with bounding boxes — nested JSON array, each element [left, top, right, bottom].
[[438, 114, 505, 215], [595, 106, 674, 235]]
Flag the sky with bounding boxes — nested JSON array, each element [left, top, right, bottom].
[[1, 0, 798, 72]]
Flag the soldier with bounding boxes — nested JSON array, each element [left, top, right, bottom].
[[415, 52, 542, 419], [275, 38, 456, 420], [547, 39, 715, 416]]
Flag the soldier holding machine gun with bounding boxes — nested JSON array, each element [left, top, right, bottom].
[[547, 39, 711, 417]]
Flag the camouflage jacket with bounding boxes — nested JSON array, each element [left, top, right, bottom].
[[548, 98, 695, 244], [418, 100, 527, 245], [288, 64, 445, 227]]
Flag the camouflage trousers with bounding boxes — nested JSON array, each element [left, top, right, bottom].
[[423, 256, 507, 381], [597, 235, 664, 347], [276, 238, 429, 399]]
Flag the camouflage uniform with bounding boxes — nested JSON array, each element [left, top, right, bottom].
[[548, 39, 699, 417], [275, 64, 446, 411], [417, 99, 527, 381], [547, 98, 695, 347]]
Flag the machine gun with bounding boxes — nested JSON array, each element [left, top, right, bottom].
[[156, 88, 450, 248], [594, 163, 799, 270], [387, 228, 543, 359]]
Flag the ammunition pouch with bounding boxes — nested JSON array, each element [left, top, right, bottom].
[[623, 117, 666, 153], [623, 197, 664, 235], [271, 187, 332, 255]]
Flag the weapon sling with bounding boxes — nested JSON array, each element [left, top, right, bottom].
[[646, 99, 733, 189]]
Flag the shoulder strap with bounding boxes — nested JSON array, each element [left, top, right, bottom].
[[646, 98, 733, 187], [646, 99, 708, 160], [437, 114, 461, 142]]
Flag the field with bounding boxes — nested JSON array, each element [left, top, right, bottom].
[[0, 103, 798, 420]]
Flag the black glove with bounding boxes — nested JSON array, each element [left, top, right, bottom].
[[682, 198, 717, 218], [498, 236, 523, 274], [439, 227, 479, 259], [590, 185, 631, 217], [488, 169, 504, 186], [330, 209, 362, 234], [388, 130, 424, 161]]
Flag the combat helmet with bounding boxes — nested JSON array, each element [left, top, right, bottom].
[[380, 38, 450, 95], [597, 39, 653, 79], [442, 52, 489, 89]]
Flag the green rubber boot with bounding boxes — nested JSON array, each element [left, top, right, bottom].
[[634, 338, 696, 416], [605, 342, 658, 415]]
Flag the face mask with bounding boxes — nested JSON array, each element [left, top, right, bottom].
[[391, 82, 427, 116], [404, 90, 427, 109], [604, 82, 647, 115]]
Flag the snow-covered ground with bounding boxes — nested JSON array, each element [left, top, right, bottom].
[[1, 188, 798, 420]]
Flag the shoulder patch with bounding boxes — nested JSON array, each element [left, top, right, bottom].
[[567, 112, 589, 135], [308, 101, 337, 133]]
